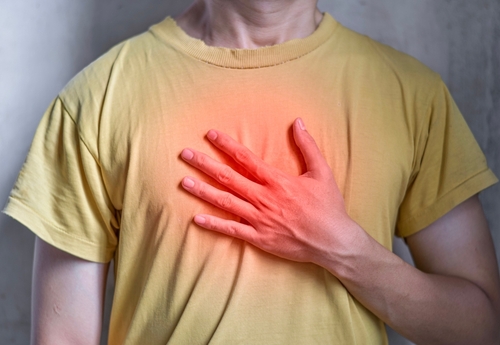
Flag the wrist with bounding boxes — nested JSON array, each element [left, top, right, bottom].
[[313, 219, 371, 279]]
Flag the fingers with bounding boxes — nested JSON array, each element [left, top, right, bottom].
[[181, 148, 260, 202], [193, 214, 257, 243], [181, 176, 257, 222], [206, 130, 277, 184], [293, 118, 330, 179]]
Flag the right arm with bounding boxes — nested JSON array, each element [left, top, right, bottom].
[[31, 237, 109, 345]]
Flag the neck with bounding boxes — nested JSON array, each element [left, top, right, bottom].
[[175, 0, 322, 49]]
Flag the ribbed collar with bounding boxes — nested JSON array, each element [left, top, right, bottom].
[[150, 12, 338, 69]]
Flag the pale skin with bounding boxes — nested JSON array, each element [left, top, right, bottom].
[[31, 0, 500, 344], [31, 238, 108, 345]]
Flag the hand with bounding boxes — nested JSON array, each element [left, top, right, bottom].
[[180, 118, 358, 265]]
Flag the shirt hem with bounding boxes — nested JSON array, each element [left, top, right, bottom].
[[2, 197, 114, 263], [396, 168, 498, 238]]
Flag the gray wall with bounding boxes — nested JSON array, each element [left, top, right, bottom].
[[0, 1, 498, 344]]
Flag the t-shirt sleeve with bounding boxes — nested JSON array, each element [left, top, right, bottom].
[[396, 78, 498, 238], [2, 97, 118, 262]]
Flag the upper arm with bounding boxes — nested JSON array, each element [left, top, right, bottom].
[[31, 237, 109, 345], [406, 194, 500, 315]]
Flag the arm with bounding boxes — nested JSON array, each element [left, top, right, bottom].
[[406, 194, 500, 343], [31, 237, 109, 345], [325, 194, 500, 345], [179, 118, 500, 344]]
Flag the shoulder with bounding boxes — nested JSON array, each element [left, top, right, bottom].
[[56, 24, 169, 155], [328, 22, 443, 98], [59, 28, 162, 112]]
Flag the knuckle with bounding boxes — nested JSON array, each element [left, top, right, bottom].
[[198, 184, 207, 198], [217, 194, 233, 209], [226, 223, 237, 235], [304, 135, 315, 147], [196, 154, 207, 169], [206, 217, 216, 230], [234, 149, 251, 164], [216, 167, 233, 184]]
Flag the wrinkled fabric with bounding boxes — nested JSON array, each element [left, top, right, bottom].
[[4, 12, 497, 345]]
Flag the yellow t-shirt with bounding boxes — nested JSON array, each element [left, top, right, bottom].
[[4, 12, 498, 344]]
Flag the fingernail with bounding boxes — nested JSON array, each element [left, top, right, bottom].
[[182, 177, 195, 188], [181, 149, 194, 160], [297, 118, 306, 130], [207, 130, 218, 141], [194, 215, 206, 224]]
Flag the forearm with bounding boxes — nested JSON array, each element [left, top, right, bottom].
[[317, 223, 500, 345]]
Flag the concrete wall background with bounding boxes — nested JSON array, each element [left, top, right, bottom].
[[0, 1, 498, 344]]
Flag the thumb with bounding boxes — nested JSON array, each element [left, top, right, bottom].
[[293, 118, 329, 179]]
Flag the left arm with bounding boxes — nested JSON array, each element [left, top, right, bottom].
[[179, 118, 500, 344], [324, 194, 500, 345]]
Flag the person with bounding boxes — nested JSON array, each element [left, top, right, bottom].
[[3, 0, 500, 344]]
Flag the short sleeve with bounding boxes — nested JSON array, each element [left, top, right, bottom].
[[396, 79, 498, 238], [2, 97, 118, 262]]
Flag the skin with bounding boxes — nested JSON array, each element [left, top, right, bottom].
[[31, 237, 108, 345], [174, 0, 323, 49], [181, 119, 500, 344], [179, 119, 500, 344], [31, 0, 500, 344]]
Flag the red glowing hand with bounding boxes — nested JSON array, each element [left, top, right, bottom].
[[180, 118, 356, 265]]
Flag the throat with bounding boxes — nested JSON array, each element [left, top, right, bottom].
[[175, 0, 323, 49]]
